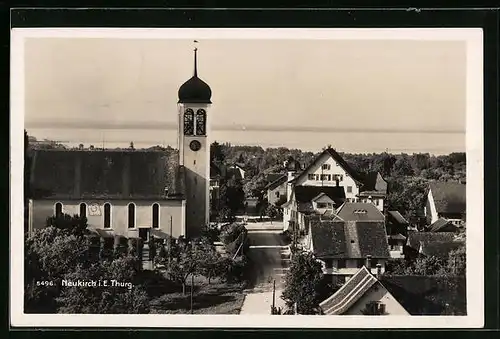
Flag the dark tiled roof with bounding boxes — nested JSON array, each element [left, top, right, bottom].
[[406, 232, 455, 250], [336, 202, 385, 221], [310, 218, 389, 259], [297, 202, 315, 213], [264, 174, 287, 190], [388, 234, 407, 241], [266, 173, 286, 184], [387, 210, 409, 225], [360, 171, 388, 193], [381, 275, 467, 315], [295, 186, 346, 204], [429, 218, 457, 232], [429, 181, 466, 214], [31, 149, 183, 200], [319, 266, 377, 315], [310, 219, 346, 258], [420, 240, 464, 259], [356, 221, 390, 258]]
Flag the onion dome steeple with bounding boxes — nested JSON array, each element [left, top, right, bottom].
[[178, 46, 212, 104]]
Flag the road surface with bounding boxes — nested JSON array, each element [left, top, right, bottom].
[[240, 223, 291, 314]]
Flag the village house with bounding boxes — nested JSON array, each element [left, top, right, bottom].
[[282, 186, 345, 233], [319, 265, 466, 315], [228, 163, 246, 179], [385, 211, 410, 259], [263, 174, 288, 206], [319, 265, 409, 315], [303, 211, 390, 282], [425, 181, 466, 226], [28, 48, 214, 250], [405, 231, 463, 262], [428, 217, 461, 233], [282, 148, 387, 232]]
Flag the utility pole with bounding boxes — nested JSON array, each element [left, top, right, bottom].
[[272, 279, 276, 310], [190, 273, 194, 314], [169, 216, 173, 266]]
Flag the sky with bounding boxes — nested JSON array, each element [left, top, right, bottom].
[[23, 37, 466, 154]]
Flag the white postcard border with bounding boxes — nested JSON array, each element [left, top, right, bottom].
[[10, 27, 484, 328]]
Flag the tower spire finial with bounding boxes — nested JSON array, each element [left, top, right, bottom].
[[193, 40, 199, 77]]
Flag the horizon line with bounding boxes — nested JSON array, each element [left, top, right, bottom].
[[25, 120, 465, 135]]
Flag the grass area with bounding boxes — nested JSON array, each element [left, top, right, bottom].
[[149, 276, 247, 314]]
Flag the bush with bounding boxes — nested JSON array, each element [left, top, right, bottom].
[[220, 223, 247, 245], [225, 256, 250, 283]]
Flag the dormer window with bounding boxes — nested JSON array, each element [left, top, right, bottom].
[[354, 209, 367, 214]]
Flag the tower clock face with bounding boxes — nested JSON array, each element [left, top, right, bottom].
[[189, 140, 202, 152]]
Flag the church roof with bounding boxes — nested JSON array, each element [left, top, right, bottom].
[[30, 149, 185, 200], [178, 48, 212, 104]]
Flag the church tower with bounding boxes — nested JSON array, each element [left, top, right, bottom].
[[177, 47, 212, 238]]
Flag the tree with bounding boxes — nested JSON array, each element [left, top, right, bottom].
[[446, 245, 466, 276], [281, 252, 323, 314], [197, 239, 225, 284], [24, 226, 93, 313], [393, 155, 415, 177], [210, 141, 226, 163], [266, 204, 278, 222], [45, 213, 89, 237], [218, 177, 245, 221], [156, 241, 202, 295], [386, 176, 428, 220]]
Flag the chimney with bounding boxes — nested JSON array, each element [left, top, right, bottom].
[[286, 172, 295, 202], [365, 255, 372, 269], [376, 263, 382, 279]]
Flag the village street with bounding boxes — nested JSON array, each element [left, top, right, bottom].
[[239, 222, 290, 314]]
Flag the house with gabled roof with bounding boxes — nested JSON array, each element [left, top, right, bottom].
[[263, 174, 288, 206], [282, 186, 345, 232], [405, 231, 462, 261], [319, 265, 408, 315], [282, 148, 388, 232], [425, 181, 466, 226], [428, 217, 460, 233], [319, 266, 466, 315], [304, 212, 390, 282]]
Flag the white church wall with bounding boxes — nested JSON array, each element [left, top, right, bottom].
[[30, 199, 186, 238]]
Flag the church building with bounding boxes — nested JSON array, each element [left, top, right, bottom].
[[27, 48, 212, 243]]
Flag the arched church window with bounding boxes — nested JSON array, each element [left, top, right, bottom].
[[103, 203, 112, 229], [152, 203, 159, 229], [184, 109, 194, 135], [196, 109, 206, 135], [79, 202, 87, 219], [128, 203, 136, 228], [54, 202, 63, 217]]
